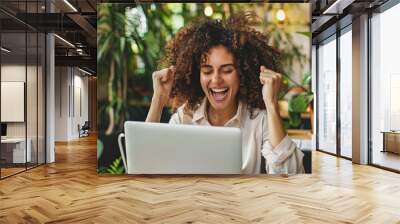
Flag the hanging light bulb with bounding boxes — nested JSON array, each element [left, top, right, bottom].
[[204, 6, 213, 17], [276, 9, 286, 22]]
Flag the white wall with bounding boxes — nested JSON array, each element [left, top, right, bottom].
[[1, 65, 26, 133], [1, 82, 25, 122], [72, 73, 89, 138], [1, 63, 46, 164], [55, 67, 69, 141], [1, 65, 32, 138], [54, 67, 89, 141]]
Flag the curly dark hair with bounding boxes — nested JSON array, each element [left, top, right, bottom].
[[160, 13, 283, 116]]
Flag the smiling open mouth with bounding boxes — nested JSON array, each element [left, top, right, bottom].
[[210, 88, 229, 101]]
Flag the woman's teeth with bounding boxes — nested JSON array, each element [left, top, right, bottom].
[[211, 88, 228, 93], [210, 88, 228, 101]]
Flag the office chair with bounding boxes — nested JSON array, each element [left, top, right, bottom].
[[79, 121, 90, 138]]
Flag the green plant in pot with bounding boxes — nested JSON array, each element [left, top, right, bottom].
[[286, 73, 313, 129]]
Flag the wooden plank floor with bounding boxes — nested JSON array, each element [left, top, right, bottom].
[[1, 134, 400, 223], [1, 167, 26, 178]]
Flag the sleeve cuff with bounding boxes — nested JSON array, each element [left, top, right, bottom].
[[168, 113, 180, 124], [262, 135, 296, 165]]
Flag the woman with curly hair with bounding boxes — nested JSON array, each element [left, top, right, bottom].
[[146, 13, 304, 174]]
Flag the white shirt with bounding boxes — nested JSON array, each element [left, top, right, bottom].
[[169, 98, 305, 174]]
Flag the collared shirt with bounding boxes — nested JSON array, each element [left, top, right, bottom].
[[169, 98, 305, 174]]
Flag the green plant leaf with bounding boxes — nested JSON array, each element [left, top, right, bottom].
[[120, 37, 126, 53], [288, 111, 302, 128], [288, 93, 313, 113], [97, 35, 111, 61], [302, 72, 311, 87], [97, 139, 104, 160], [97, 166, 108, 174], [296, 31, 312, 38], [106, 157, 125, 174]]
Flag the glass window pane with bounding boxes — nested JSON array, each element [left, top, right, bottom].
[[27, 30, 38, 169], [1, 30, 27, 177], [38, 32, 45, 165], [317, 36, 337, 154], [340, 28, 352, 158], [27, 0, 40, 169], [1, 0, 46, 179], [371, 3, 400, 171]]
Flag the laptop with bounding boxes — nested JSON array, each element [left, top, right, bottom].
[[118, 121, 242, 174]]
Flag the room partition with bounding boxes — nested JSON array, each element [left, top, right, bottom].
[[0, 0, 47, 179]]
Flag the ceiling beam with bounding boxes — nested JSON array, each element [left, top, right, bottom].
[[66, 13, 96, 46], [55, 55, 96, 73], [322, 0, 356, 15]]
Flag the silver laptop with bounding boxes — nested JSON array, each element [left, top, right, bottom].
[[118, 121, 242, 174]]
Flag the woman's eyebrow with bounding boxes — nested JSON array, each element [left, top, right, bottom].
[[200, 64, 234, 69], [220, 64, 235, 68]]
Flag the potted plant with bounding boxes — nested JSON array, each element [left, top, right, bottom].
[[279, 72, 313, 131]]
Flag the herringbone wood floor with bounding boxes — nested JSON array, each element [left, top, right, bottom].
[[1, 134, 400, 224]]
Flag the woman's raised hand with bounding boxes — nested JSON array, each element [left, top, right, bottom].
[[152, 66, 176, 105], [259, 65, 282, 108], [259, 66, 286, 147]]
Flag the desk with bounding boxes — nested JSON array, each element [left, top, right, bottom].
[[1, 138, 31, 163], [381, 131, 400, 154], [288, 129, 313, 140]]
